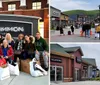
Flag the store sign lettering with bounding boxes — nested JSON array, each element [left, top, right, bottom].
[[0, 27, 24, 32], [51, 58, 62, 63], [76, 57, 82, 63]]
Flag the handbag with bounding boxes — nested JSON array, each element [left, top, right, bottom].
[[14, 50, 22, 55], [0, 58, 6, 67]]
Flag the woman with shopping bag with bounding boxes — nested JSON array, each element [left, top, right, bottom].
[[96, 24, 100, 39], [0, 40, 14, 64]]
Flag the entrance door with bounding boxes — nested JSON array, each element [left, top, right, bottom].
[[75, 68, 80, 81], [50, 66, 63, 82]]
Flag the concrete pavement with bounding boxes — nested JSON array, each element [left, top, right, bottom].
[[51, 28, 100, 42], [0, 72, 49, 85], [51, 81, 100, 85]]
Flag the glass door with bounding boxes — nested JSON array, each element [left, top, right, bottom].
[[50, 66, 63, 82]]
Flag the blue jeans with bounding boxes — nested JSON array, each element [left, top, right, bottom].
[[85, 29, 90, 37]]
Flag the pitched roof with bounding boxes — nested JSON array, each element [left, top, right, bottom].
[[64, 46, 84, 56], [51, 44, 74, 59], [82, 58, 97, 67]]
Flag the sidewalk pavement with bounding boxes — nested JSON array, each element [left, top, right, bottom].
[[51, 81, 100, 85], [0, 72, 49, 85], [51, 28, 100, 42]]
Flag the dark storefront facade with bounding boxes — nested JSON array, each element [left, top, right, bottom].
[[50, 44, 74, 82], [82, 58, 97, 79], [50, 6, 61, 30], [0, 0, 49, 40]]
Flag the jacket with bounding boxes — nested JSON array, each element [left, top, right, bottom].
[[35, 37, 49, 51], [96, 26, 100, 32], [0, 45, 14, 58]]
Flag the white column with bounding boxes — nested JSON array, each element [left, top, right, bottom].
[[0, 1, 2, 8], [20, 0, 26, 6]]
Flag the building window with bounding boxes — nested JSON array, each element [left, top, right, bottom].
[[32, 2, 41, 10], [8, 4, 16, 11]]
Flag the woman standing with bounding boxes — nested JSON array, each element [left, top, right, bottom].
[[5, 33, 14, 49]]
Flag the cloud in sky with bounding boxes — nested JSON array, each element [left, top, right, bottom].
[[51, 0, 99, 11], [59, 43, 100, 69]]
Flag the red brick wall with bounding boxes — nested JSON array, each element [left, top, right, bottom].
[[1, 0, 48, 11], [72, 49, 82, 69], [2, 1, 20, 11]]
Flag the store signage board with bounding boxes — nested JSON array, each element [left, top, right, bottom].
[[51, 58, 62, 63], [0, 21, 32, 38], [76, 57, 82, 63]]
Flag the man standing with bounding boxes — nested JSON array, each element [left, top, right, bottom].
[[85, 22, 91, 38], [35, 32, 49, 71]]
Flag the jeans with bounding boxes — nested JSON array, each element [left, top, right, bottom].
[[35, 51, 49, 68], [85, 29, 90, 37]]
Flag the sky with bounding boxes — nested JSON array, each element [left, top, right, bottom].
[[57, 43, 100, 69], [50, 0, 100, 11]]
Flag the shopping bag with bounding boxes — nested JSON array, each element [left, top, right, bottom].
[[0, 58, 6, 67], [95, 33, 99, 38], [30, 59, 43, 77], [8, 63, 19, 76], [0, 66, 10, 80]]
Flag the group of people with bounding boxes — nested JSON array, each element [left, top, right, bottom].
[[81, 22, 91, 38], [0, 32, 49, 71]]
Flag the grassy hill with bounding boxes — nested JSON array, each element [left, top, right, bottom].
[[63, 10, 99, 16]]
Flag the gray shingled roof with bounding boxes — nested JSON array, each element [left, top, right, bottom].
[[82, 58, 96, 67], [51, 44, 68, 54], [64, 46, 84, 56]]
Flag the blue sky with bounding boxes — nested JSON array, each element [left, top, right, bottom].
[[51, 0, 100, 11], [57, 43, 100, 69]]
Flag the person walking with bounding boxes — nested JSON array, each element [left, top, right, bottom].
[[85, 22, 91, 38], [70, 25, 74, 35], [81, 23, 86, 37], [96, 24, 100, 39], [60, 26, 64, 36]]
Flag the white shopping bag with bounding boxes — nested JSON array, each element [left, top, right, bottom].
[[30, 60, 43, 77], [8, 63, 19, 76], [95, 33, 99, 38], [0, 66, 10, 80]]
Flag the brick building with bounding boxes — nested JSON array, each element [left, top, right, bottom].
[[0, 0, 49, 40], [50, 44, 74, 82], [65, 47, 83, 81]]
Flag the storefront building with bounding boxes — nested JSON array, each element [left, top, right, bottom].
[[60, 13, 68, 28], [50, 44, 74, 82], [82, 58, 97, 79], [50, 6, 61, 30], [65, 47, 83, 81], [0, 0, 49, 40]]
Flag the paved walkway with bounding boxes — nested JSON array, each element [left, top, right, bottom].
[[51, 81, 100, 85], [51, 28, 100, 42], [0, 72, 49, 85]]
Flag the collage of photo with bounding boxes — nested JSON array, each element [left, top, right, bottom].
[[0, 0, 100, 85]]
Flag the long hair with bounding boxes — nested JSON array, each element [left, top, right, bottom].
[[5, 33, 13, 41]]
